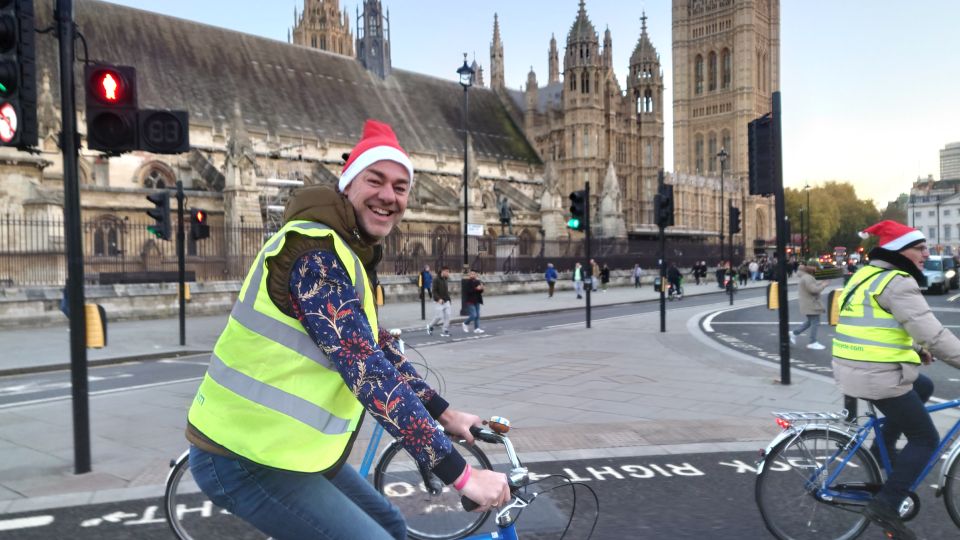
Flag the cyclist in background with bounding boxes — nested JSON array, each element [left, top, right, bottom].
[[667, 261, 683, 299], [832, 220, 960, 540], [184, 120, 509, 540]]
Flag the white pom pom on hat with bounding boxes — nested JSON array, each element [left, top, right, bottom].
[[858, 220, 925, 251], [338, 119, 414, 192]]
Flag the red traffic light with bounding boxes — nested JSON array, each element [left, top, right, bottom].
[[91, 69, 125, 104]]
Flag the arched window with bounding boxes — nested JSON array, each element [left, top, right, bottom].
[[721, 130, 731, 162], [89, 215, 125, 256], [708, 51, 717, 91], [431, 226, 448, 258], [708, 134, 717, 173], [721, 48, 731, 89], [581, 71, 590, 94], [694, 135, 704, 174], [140, 162, 176, 189], [694, 55, 703, 95], [569, 72, 576, 91], [643, 89, 653, 113], [518, 230, 534, 256]]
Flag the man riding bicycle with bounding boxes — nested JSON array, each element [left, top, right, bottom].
[[832, 220, 960, 539], [184, 120, 509, 540]]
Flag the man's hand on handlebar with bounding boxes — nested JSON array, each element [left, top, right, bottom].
[[438, 408, 483, 445], [458, 468, 510, 512]]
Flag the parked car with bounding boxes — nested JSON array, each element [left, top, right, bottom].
[[922, 255, 951, 294], [945, 256, 960, 290]]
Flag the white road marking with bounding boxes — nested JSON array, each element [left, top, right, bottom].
[[0, 377, 203, 410], [0, 515, 54, 531], [947, 293, 960, 302]]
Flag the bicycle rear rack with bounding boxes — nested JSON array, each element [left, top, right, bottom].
[[771, 411, 860, 433]]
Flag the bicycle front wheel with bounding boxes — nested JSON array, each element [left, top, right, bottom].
[[164, 451, 272, 540], [942, 451, 960, 528], [756, 429, 881, 540], [374, 440, 493, 540]]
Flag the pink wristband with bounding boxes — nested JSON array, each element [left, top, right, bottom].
[[453, 463, 472, 491]]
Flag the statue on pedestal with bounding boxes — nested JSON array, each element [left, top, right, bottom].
[[498, 196, 513, 235]]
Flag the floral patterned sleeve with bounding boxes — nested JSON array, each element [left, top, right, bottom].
[[288, 250, 465, 484], [377, 328, 450, 419]]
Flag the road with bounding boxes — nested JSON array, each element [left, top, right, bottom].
[[699, 286, 960, 398], [0, 286, 767, 409], [1, 450, 956, 539]]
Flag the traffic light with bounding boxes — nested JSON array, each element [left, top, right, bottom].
[[654, 183, 674, 229], [139, 109, 189, 154], [146, 191, 171, 240], [190, 208, 210, 240], [85, 64, 138, 152], [729, 204, 741, 234], [748, 113, 777, 196], [0, 0, 36, 148], [568, 190, 587, 231]]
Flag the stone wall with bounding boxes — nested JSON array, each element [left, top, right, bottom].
[[0, 270, 645, 328]]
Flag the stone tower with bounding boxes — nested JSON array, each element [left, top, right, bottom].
[[672, 0, 779, 253], [489, 13, 505, 90], [561, 0, 607, 214], [628, 12, 664, 225], [548, 34, 560, 84], [356, 0, 391, 78], [292, 0, 353, 56]]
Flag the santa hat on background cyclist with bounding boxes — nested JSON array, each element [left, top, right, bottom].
[[338, 119, 414, 192], [858, 220, 925, 252]]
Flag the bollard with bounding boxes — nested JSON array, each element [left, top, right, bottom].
[[84, 303, 107, 348], [828, 288, 842, 326], [376, 283, 385, 306], [767, 281, 779, 309]]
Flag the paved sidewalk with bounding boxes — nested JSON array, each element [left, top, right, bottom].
[[0, 276, 853, 517]]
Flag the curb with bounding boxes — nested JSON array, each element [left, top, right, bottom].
[[0, 349, 211, 378]]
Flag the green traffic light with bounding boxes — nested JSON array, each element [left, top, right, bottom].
[[147, 225, 160, 238], [567, 217, 581, 229]]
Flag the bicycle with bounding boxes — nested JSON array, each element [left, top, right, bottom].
[[754, 396, 960, 540], [165, 331, 599, 540]]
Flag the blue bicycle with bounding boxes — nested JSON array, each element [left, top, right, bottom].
[[754, 397, 960, 539]]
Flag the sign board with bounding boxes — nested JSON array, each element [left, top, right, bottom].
[[467, 223, 485, 237]]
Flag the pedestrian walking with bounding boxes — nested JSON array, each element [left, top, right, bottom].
[[749, 259, 759, 281], [426, 266, 452, 336], [633, 264, 644, 288], [590, 259, 600, 292], [832, 220, 960, 539], [790, 258, 830, 350], [184, 119, 509, 540], [420, 264, 433, 300], [544, 262, 558, 297], [573, 262, 584, 299], [738, 261, 749, 287], [600, 264, 610, 291], [462, 270, 485, 333]]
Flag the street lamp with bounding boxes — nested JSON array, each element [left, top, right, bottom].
[[717, 148, 728, 263], [803, 182, 811, 259], [456, 53, 474, 315]]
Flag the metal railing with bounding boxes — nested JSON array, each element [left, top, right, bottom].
[[0, 214, 740, 286]]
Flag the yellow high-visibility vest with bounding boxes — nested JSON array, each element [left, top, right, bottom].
[[188, 221, 378, 472], [832, 265, 918, 364]]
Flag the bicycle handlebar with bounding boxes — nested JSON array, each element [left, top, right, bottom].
[[460, 424, 527, 512]]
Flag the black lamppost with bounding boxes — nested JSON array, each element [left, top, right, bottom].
[[803, 182, 811, 259], [457, 53, 474, 315], [717, 148, 728, 263]]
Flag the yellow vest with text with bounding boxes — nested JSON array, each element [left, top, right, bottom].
[[188, 221, 378, 472], [832, 265, 919, 364]]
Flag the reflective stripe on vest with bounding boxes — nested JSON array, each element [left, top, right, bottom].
[[831, 266, 918, 364], [188, 221, 377, 472]]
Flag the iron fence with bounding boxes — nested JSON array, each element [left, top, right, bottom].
[[0, 214, 740, 286]]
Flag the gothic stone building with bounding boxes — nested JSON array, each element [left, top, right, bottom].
[[672, 0, 780, 255]]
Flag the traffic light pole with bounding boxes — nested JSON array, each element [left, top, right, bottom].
[[56, 0, 91, 475], [772, 91, 790, 385], [728, 202, 735, 306], [176, 181, 186, 346], [584, 181, 591, 329], [657, 171, 666, 333]]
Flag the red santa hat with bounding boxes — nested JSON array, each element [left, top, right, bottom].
[[339, 119, 414, 192], [858, 220, 925, 251]]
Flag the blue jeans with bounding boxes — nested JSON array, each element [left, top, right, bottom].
[[871, 374, 940, 510], [188, 446, 405, 540], [464, 302, 480, 329], [792, 314, 821, 343]]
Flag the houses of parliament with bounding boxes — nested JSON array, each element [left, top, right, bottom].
[[0, 0, 778, 283]]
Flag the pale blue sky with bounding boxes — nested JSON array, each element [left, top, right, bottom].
[[106, 1, 960, 206]]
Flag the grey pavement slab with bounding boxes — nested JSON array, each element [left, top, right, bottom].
[[0, 277, 842, 514]]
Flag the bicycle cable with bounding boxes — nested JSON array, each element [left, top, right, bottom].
[[512, 474, 600, 540]]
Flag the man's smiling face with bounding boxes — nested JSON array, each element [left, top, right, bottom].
[[342, 160, 410, 239]]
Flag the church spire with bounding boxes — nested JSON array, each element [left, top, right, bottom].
[[548, 33, 559, 83], [490, 13, 505, 89]]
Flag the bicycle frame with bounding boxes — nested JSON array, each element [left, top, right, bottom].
[[762, 398, 960, 505]]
